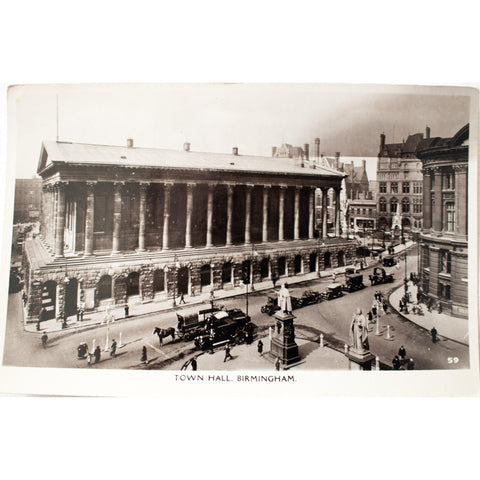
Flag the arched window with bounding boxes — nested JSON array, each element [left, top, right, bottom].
[[390, 198, 398, 214], [153, 269, 165, 292], [97, 275, 112, 300], [324, 252, 331, 269], [200, 264, 211, 287], [278, 257, 286, 276], [260, 258, 269, 279], [379, 198, 387, 213]]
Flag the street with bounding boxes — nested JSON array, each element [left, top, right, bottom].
[[2, 246, 468, 371]]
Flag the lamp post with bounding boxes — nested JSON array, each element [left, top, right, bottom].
[[172, 254, 180, 307], [250, 243, 258, 292], [401, 220, 408, 297]]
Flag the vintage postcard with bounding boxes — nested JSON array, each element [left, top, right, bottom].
[[0, 83, 478, 396]]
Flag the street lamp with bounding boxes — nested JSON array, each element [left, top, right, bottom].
[[172, 254, 180, 307], [401, 220, 408, 298], [250, 243, 258, 292]]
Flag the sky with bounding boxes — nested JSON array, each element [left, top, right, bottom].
[[7, 83, 471, 181]]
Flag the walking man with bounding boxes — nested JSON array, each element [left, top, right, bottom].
[[141, 346, 148, 364], [275, 357, 281, 371], [110, 339, 117, 358], [398, 345, 406, 364], [179, 292, 186, 304], [431, 326, 438, 343], [191, 356, 197, 371], [41, 331, 48, 348], [124, 304, 129, 318], [224, 343, 233, 362], [257, 340, 264, 355]]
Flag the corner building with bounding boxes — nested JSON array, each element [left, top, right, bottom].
[[23, 140, 354, 322], [416, 125, 469, 318]]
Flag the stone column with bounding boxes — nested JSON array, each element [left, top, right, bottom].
[[322, 187, 328, 239], [226, 184, 233, 246], [244, 184, 253, 244], [454, 164, 468, 237], [54, 182, 67, 259], [294, 186, 300, 240], [84, 181, 96, 256], [335, 188, 341, 237], [278, 186, 286, 241], [112, 182, 123, 254], [185, 183, 195, 248], [206, 183, 214, 247], [422, 168, 432, 231], [262, 186, 269, 243], [432, 167, 442, 233], [308, 187, 315, 239], [138, 182, 148, 252], [162, 183, 172, 250]]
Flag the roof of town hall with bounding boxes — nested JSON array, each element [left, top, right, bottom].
[[38, 141, 346, 178]]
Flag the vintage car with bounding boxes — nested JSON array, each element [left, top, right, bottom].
[[383, 256, 396, 267], [261, 296, 280, 316], [300, 289, 322, 306], [322, 283, 344, 301], [369, 267, 394, 286], [342, 274, 365, 293]]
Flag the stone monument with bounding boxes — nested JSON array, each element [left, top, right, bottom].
[[345, 308, 375, 370], [270, 284, 300, 366]]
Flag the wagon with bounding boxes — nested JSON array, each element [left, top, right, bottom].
[[176, 307, 222, 341], [383, 256, 396, 267]]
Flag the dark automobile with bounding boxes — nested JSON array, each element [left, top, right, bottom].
[[291, 296, 303, 310], [383, 256, 396, 267], [342, 274, 365, 292], [261, 296, 280, 316], [369, 267, 394, 286], [323, 283, 344, 300], [300, 289, 322, 306]]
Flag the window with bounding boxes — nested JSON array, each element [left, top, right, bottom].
[[402, 182, 410, 193], [379, 198, 387, 212], [444, 172, 455, 190], [445, 202, 455, 232], [391, 182, 398, 193], [439, 283, 451, 300], [402, 198, 410, 213], [390, 198, 398, 214], [379, 182, 387, 193], [440, 250, 452, 274]]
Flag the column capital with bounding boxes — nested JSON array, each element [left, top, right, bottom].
[[226, 184, 235, 193], [279, 184, 287, 190], [245, 183, 254, 190], [453, 163, 468, 172], [53, 181, 68, 191], [164, 182, 173, 190], [139, 181, 150, 190], [186, 182, 196, 190], [262, 184, 272, 189], [421, 167, 432, 175], [85, 181, 97, 191]]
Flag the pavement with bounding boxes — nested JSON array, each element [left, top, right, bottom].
[[389, 281, 469, 346], [165, 331, 351, 371]]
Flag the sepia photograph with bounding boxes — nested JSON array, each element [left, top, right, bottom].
[[0, 83, 478, 396]]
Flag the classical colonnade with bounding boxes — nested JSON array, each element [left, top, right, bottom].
[[42, 181, 343, 258]]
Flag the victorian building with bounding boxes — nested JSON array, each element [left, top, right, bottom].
[[376, 129, 429, 233], [416, 124, 469, 318], [22, 139, 355, 323], [14, 177, 42, 223]]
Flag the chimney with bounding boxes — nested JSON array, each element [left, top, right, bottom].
[[233, 147, 238, 156], [127, 138, 134, 148], [304, 143, 309, 162], [380, 133, 385, 149], [272, 146, 276, 157], [183, 142, 191, 152], [362, 159, 366, 172], [335, 152, 340, 170], [426, 126, 431, 139], [314, 138, 320, 159]]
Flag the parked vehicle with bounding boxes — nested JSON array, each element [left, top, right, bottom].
[[176, 307, 222, 341], [383, 256, 396, 267], [369, 267, 394, 286], [261, 296, 281, 316], [342, 274, 365, 293], [300, 289, 322, 306], [322, 283, 344, 301]]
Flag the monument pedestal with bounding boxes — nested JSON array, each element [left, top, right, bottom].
[[270, 311, 300, 366], [346, 348, 375, 370]]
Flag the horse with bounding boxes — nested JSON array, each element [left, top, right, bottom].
[[153, 327, 176, 345]]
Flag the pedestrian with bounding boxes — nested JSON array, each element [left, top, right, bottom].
[[398, 345, 406, 364], [94, 346, 101, 364], [431, 326, 438, 343], [224, 343, 233, 362], [191, 356, 197, 371], [372, 304, 377, 316], [124, 304, 129, 318], [257, 340, 264, 355], [399, 299, 403, 312], [110, 339, 117, 358], [275, 357, 281, 371], [383, 301, 388, 314], [392, 355, 401, 370], [22, 290, 27, 306], [406, 358, 415, 370], [41, 331, 48, 348], [367, 310, 373, 323], [179, 292, 186, 304], [87, 352, 92, 367], [76, 307, 81, 322], [141, 346, 148, 364]]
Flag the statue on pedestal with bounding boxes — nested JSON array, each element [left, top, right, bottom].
[[278, 283, 292, 315], [349, 308, 369, 352]]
